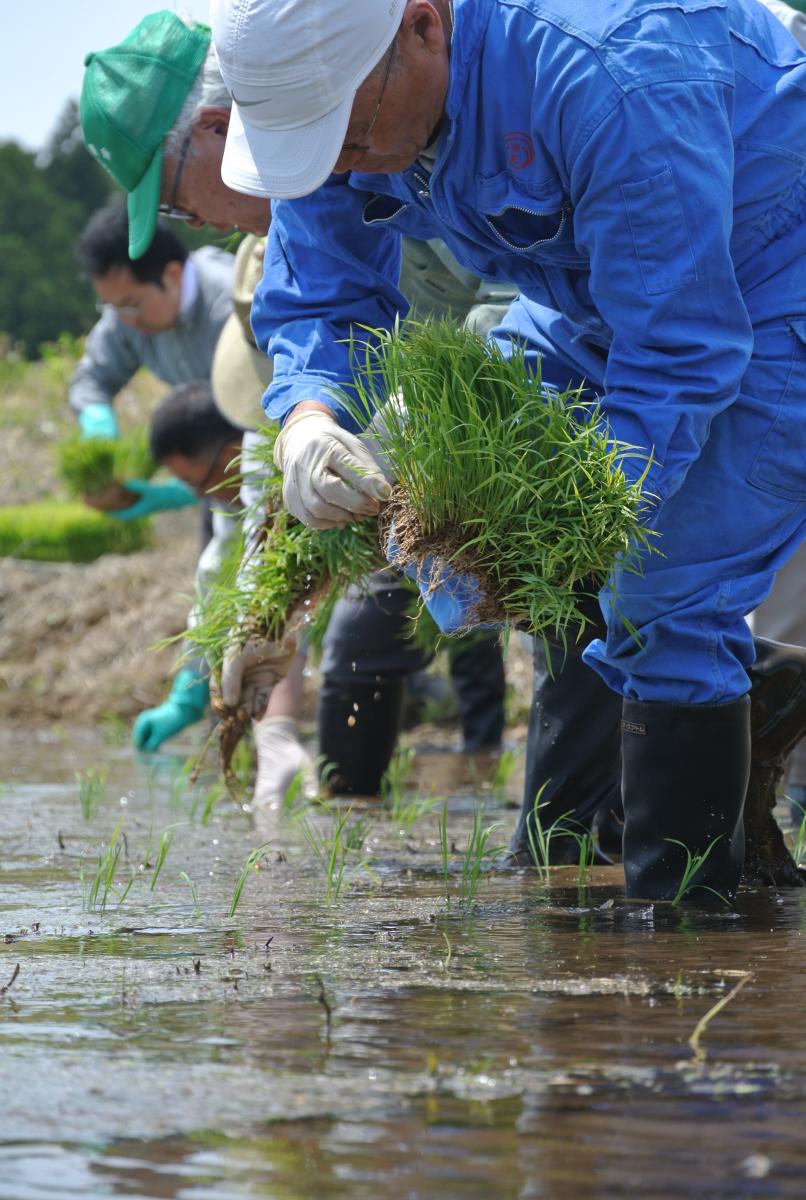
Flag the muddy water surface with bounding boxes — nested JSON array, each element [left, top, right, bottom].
[[2, 733, 806, 1199]]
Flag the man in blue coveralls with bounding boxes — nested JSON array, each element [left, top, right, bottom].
[[210, 0, 806, 901]]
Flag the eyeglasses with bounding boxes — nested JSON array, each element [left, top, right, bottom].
[[158, 127, 194, 221], [341, 40, 396, 154]]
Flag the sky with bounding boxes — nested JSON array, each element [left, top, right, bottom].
[[0, 1, 212, 153]]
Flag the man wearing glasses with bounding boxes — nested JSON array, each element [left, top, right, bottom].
[[209, 0, 806, 901], [68, 196, 234, 527], [78, 10, 512, 798]]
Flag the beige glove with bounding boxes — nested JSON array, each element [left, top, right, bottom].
[[220, 635, 298, 720], [251, 715, 316, 811], [273, 408, 392, 529]]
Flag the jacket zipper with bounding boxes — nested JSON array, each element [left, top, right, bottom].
[[485, 202, 569, 251], [411, 169, 432, 200]]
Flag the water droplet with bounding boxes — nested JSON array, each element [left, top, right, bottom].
[[352, 702, 359, 712], [373, 691, 382, 702], [119, 797, 128, 807], [347, 715, 357, 727]]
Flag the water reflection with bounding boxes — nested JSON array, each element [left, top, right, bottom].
[[1, 737, 806, 1197]]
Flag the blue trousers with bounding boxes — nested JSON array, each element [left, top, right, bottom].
[[496, 293, 806, 703]]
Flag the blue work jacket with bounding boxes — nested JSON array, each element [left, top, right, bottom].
[[253, 0, 806, 506]]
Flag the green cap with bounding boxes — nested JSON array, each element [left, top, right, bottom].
[[81, 12, 210, 259]]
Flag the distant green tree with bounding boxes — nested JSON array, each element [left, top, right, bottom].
[[0, 141, 99, 357]]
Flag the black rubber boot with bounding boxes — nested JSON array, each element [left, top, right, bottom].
[[317, 679, 404, 796], [507, 639, 623, 866], [743, 637, 806, 887], [621, 696, 750, 903]]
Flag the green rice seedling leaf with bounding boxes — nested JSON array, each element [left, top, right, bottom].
[[82, 817, 130, 913], [457, 805, 502, 912], [149, 826, 179, 892], [666, 837, 729, 907], [179, 870, 203, 921], [576, 831, 596, 890], [438, 798, 451, 905], [229, 841, 273, 918], [789, 798, 806, 866], [301, 802, 377, 906], [76, 766, 108, 821]]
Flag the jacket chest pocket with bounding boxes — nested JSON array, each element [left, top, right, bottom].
[[485, 199, 569, 252], [476, 171, 586, 265]]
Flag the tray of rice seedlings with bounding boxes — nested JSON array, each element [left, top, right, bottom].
[[0, 500, 150, 562], [186, 435, 384, 783], [342, 319, 655, 647], [58, 428, 156, 512]]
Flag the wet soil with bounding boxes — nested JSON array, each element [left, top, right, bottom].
[[3, 733, 806, 1199]]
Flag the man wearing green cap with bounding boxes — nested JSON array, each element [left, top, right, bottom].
[[79, 9, 512, 797]]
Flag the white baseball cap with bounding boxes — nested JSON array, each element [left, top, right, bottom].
[[211, 0, 406, 200]]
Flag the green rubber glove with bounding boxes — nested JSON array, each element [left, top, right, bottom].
[[132, 668, 210, 751], [79, 402, 119, 440], [107, 478, 198, 521]]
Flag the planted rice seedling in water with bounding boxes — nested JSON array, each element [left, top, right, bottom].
[[76, 766, 108, 821], [302, 802, 377, 906], [525, 787, 574, 880], [382, 747, 434, 832], [179, 870, 203, 921], [577, 831, 596, 890], [229, 841, 273, 917], [438, 798, 451, 904], [149, 826, 178, 892], [81, 818, 134, 913], [193, 780, 228, 826], [667, 837, 729, 907], [789, 799, 806, 866], [457, 805, 502, 912]]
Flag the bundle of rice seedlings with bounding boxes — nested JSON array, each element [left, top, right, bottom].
[[0, 501, 150, 562], [343, 320, 654, 644], [58, 429, 156, 510], [185, 437, 383, 781]]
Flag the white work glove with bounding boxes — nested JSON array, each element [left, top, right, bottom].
[[273, 408, 393, 529], [218, 635, 298, 720], [251, 715, 316, 811]]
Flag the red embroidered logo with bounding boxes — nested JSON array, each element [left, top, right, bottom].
[[504, 131, 535, 170]]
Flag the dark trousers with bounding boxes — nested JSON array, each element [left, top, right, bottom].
[[318, 574, 506, 794]]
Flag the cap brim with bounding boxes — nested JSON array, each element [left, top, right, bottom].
[[127, 147, 164, 259], [211, 312, 274, 431], [221, 96, 353, 200]]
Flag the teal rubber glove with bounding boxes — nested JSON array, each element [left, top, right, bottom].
[[107, 478, 198, 521], [79, 402, 119, 440], [132, 668, 210, 751]]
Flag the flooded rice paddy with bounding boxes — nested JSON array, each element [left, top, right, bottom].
[[3, 731, 806, 1199]]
